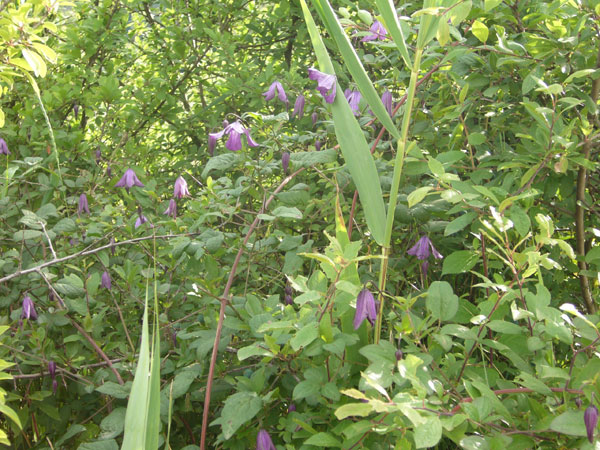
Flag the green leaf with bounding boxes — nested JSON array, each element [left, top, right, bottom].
[[334, 402, 373, 419], [304, 432, 343, 446], [436, 18, 449, 46], [550, 410, 587, 437], [472, 20, 489, 43], [445, 212, 477, 236], [170, 364, 201, 399], [201, 153, 243, 177], [375, 0, 412, 68], [300, 0, 386, 245], [291, 322, 319, 351], [237, 344, 274, 361], [96, 382, 131, 399], [99, 408, 126, 439], [407, 186, 433, 208], [56, 274, 86, 297], [427, 281, 459, 321], [79, 440, 119, 450], [219, 392, 263, 439], [414, 416, 442, 448], [442, 250, 479, 275], [290, 148, 337, 167], [450, 0, 472, 25], [484, 0, 503, 12], [272, 206, 303, 220], [310, 0, 401, 140], [293, 379, 320, 400]]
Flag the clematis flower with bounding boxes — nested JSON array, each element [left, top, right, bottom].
[[407, 235, 443, 260], [282, 152, 290, 174], [95, 148, 102, 164], [78, 193, 90, 214], [345, 89, 362, 116], [21, 295, 38, 321], [101, 271, 112, 290], [0, 138, 10, 155], [315, 140, 322, 151], [311, 112, 318, 128], [382, 90, 393, 117], [164, 198, 177, 218], [361, 20, 387, 42], [208, 134, 217, 156], [585, 404, 598, 443], [256, 430, 276, 450], [308, 68, 337, 104], [135, 214, 149, 229], [292, 94, 305, 118], [115, 168, 144, 190], [353, 288, 377, 330], [209, 121, 258, 152], [52, 379, 58, 394], [48, 360, 57, 379], [263, 81, 288, 104], [174, 176, 189, 199], [288, 403, 296, 413], [73, 103, 79, 119]]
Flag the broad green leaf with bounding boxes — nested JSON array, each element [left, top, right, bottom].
[[564, 69, 599, 84], [426, 281, 459, 321], [99, 408, 126, 439], [407, 186, 433, 208], [445, 212, 477, 236], [309, 0, 401, 141], [300, 0, 386, 245], [442, 250, 479, 275], [375, 0, 412, 68], [272, 206, 303, 219], [290, 148, 337, 167], [450, 0, 472, 25], [550, 411, 587, 437], [219, 392, 263, 439], [304, 432, 343, 446], [436, 18, 449, 46], [291, 322, 319, 351], [335, 402, 373, 419], [414, 416, 442, 448], [472, 20, 489, 43], [22, 49, 47, 77], [484, 0, 503, 11]]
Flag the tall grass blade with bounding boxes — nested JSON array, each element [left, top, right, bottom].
[[301, 0, 386, 245], [145, 281, 161, 449], [311, 0, 401, 140], [374, 0, 412, 69]]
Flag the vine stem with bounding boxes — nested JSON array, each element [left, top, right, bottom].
[[199, 168, 304, 450], [374, 47, 423, 344]]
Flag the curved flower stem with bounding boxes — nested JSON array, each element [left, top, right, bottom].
[[374, 47, 423, 344], [199, 168, 305, 450]]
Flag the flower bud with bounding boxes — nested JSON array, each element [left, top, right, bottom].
[[282, 152, 290, 174], [48, 361, 57, 379], [585, 404, 598, 443], [311, 112, 318, 128], [288, 403, 296, 413], [395, 349, 403, 361]]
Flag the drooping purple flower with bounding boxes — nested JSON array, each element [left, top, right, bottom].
[[48, 361, 57, 379], [292, 95, 305, 119], [256, 429, 276, 450], [135, 214, 149, 229], [21, 295, 38, 321], [382, 90, 393, 117], [95, 148, 102, 164], [311, 112, 318, 128], [110, 237, 116, 256], [263, 81, 288, 104], [421, 261, 429, 274], [101, 271, 112, 290], [395, 348, 404, 361], [308, 68, 337, 104], [115, 168, 144, 190], [78, 193, 90, 214], [361, 20, 387, 42], [585, 404, 598, 443], [222, 119, 230, 128], [288, 403, 296, 413], [407, 235, 443, 261], [174, 176, 189, 199], [353, 288, 377, 330], [208, 134, 217, 156], [344, 89, 362, 116], [0, 138, 10, 155], [164, 198, 177, 218], [209, 121, 258, 152], [282, 152, 290, 174], [315, 140, 322, 151], [106, 165, 112, 178]]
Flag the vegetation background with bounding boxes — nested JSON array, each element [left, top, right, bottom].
[[1, 0, 600, 448]]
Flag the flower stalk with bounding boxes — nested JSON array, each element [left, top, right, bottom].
[[374, 47, 422, 344]]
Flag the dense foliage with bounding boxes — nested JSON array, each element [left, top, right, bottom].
[[1, 0, 600, 448]]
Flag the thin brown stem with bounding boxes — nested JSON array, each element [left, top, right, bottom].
[[199, 168, 305, 450]]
